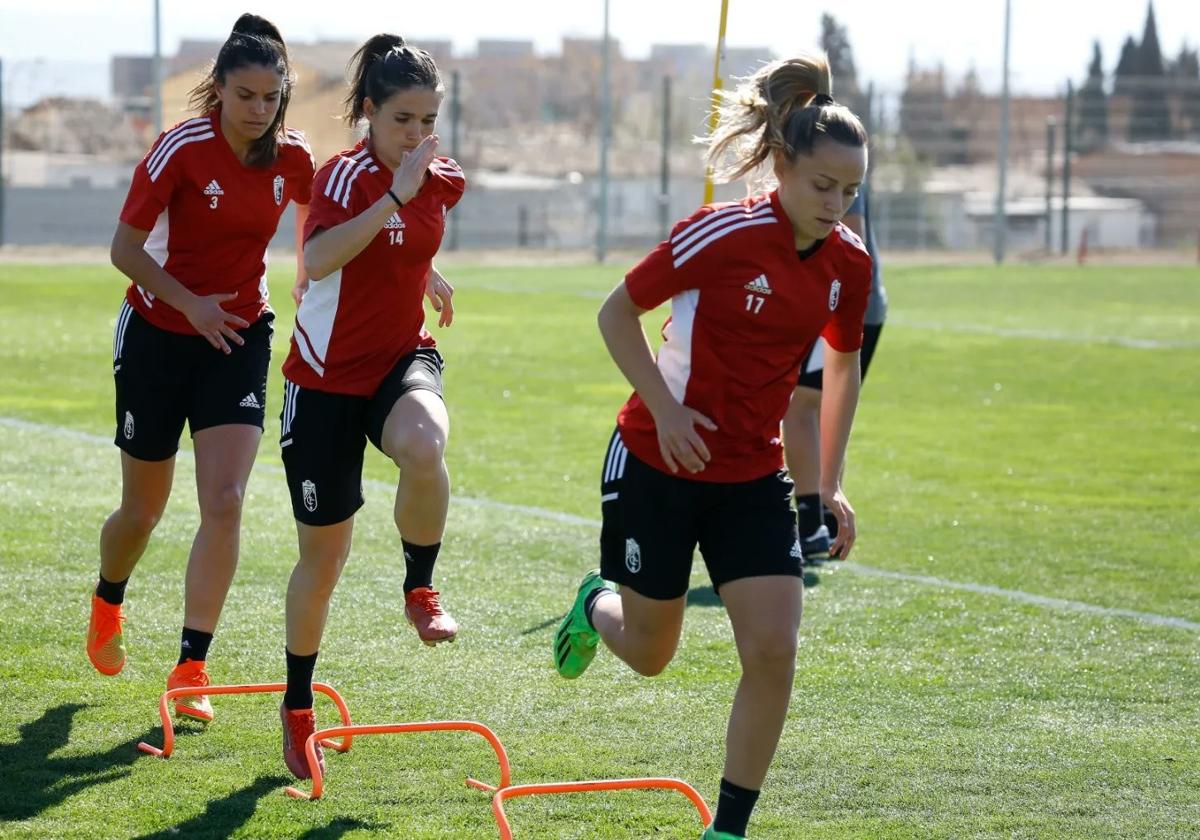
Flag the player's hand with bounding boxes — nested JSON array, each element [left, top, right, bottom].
[[652, 401, 717, 474], [291, 277, 309, 307], [424, 269, 454, 327], [182, 292, 249, 354], [821, 485, 856, 560], [391, 134, 440, 205]]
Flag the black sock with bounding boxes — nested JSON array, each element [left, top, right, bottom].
[[284, 649, 319, 710], [95, 573, 129, 606], [795, 493, 823, 537], [583, 584, 615, 630], [823, 506, 840, 539], [401, 540, 440, 593], [713, 777, 760, 836], [178, 627, 213, 665]]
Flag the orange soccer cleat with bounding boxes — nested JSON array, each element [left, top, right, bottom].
[[404, 587, 458, 646], [281, 702, 325, 780], [87, 594, 127, 676], [167, 659, 214, 722]]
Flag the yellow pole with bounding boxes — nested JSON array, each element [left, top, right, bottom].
[[703, 0, 731, 204]]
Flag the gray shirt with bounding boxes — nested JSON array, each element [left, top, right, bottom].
[[848, 186, 888, 325]]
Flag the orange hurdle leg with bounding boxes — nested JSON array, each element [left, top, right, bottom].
[[491, 778, 712, 839], [136, 682, 353, 758], [284, 720, 512, 800]]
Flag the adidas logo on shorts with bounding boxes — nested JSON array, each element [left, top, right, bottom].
[[239, 392, 261, 408], [203, 180, 225, 196], [384, 213, 405, 230]]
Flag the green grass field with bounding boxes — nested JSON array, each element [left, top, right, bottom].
[[0, 259, 1197, 839]]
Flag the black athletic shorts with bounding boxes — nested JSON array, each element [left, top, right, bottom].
[[279, 347, 445, 526], [598, 429, 802, 600], [112, 301, 273, 462], [796, 322, 884, 390]]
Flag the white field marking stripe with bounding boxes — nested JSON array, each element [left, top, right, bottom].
[[149, 131, 215, 182], [674, 217, 778, 268], [670, 201, 772, 251], [146, 118, 208, 172], [846, 566, 1200, 632], [3, 413, 1199, 634], [887, 317, 1200, 350]]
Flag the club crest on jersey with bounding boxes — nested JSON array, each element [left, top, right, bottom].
[[625, 538, 642, 574], [301, 479, 318, 512], [829, 279, 842, 311], [273, 175, 284, 205], [743, 274, 773, 295]]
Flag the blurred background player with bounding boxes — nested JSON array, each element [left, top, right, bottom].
[[276, 34, 463, 779], [87, 14, 314, 722], [783, 182, 887, 560], [553, 53, 871, 840]]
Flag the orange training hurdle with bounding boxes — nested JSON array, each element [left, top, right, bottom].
[[490, 777, 712, 839], [284, 720, 512, 800], [136, 682, 354, 759]]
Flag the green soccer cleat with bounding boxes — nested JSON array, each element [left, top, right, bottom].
[[700, 827, 746, 840], [553, 569, 613, 679]]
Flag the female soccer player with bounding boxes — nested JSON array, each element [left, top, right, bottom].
[[276, 34, 464, 779], [86, 14, 314, 722], [554, 53, 871, 839], [784, 182, 888, 560]]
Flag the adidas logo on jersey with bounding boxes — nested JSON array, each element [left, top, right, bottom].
[[384, 213, 405, 230], [239, 392, 261, 408], [203, 180, 225, 196], [743, 274, 772, 295]]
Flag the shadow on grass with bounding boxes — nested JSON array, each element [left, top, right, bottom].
[[0, 703, 162, 822], [130, 779, 377, 840]]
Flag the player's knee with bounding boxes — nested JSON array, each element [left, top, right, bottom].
[[739, 632, 799, 676], [199, 482, 246, 523], [119, 505, 163, 536], [389, 429, 445, 475], [629, 648, 675, 677]]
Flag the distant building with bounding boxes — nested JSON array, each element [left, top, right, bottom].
[[111, 56, 154, 102], [476, 40, 535, 60]]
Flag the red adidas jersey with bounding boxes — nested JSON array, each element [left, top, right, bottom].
[[118, 110, 315, 334], [617, 190, 872, 483], [282, 140, 466, 396]]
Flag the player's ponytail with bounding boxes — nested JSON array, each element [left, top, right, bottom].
[[187, 13, 293, 168], [703, 52, 867, 184], [344, 34, 443, 126]]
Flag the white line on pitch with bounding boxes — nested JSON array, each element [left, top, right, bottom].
[[2, 415, 1197, 633]]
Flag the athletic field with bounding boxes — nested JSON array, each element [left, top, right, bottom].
[[0, 260, 1197, 839]]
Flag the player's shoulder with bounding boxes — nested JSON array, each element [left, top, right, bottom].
[[668, 193, 778, 267], [143, 114, 218, 180], [430, 156, 465, 191], [278, 127, 315, 171], [832, 223, 871, 261], [830, 223, 873, 282], [314, 145, 380, 205]]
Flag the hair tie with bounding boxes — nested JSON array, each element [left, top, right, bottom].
[[812, 93, 835, 107]]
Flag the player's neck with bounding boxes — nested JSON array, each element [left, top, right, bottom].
[[367, 136, 402, 173], [218, 112, 254, 164]]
